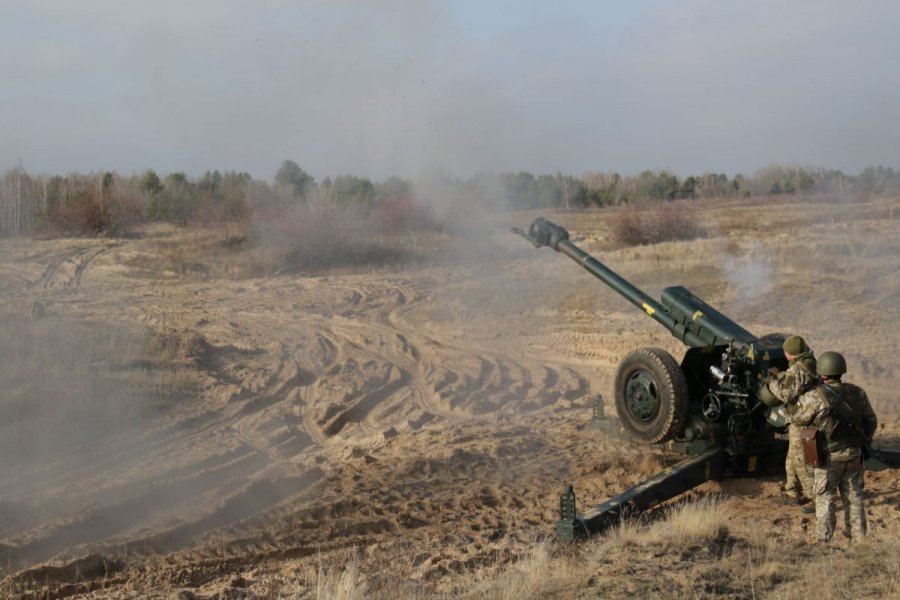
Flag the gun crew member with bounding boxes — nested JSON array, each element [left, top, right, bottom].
[[791, 351, 877, 543], [764, 335, 819, 504]]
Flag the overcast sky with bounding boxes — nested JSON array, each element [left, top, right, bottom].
[[2, 1, 899, 181]]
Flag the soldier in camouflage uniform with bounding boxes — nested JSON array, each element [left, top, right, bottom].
[[791, 351, 877, 543], [763, 335, 818, 503]]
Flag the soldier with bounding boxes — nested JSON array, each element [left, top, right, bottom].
[[764, 335, 819, 504], [791, 351, 877, 543]]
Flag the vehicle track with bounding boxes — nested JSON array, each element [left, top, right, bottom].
[[25, 243, 115, 291], [1, 244, 600, 585]]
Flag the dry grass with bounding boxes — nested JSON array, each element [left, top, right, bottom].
[[650, 494, 733, 542], [459, 540, 575, 600], [769, 541, 900, 600], [314, 550, 369, 600], [607, 201, 708, 247], [448, 497, 736, 600]]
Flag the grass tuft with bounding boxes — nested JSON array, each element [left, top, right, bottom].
[[314, 550, 369, 600]]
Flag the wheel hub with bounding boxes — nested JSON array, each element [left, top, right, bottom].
[[624, 371, 660, 422]]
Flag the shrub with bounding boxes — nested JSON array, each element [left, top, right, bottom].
[[607, 201, 707, 247], [38, 174, 145, 237]]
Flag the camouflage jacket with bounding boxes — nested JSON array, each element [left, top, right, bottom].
[[792, 381, 878, 454], [767, 352, 818, 418]]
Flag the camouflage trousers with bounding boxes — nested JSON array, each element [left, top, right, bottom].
[[812, 447, 866, 543], [785, 425, 814, 499]]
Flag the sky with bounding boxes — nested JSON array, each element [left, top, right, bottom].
[[2, 0, 900, 181]]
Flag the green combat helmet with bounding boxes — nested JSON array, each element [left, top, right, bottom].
[[782, 335, 810, 356], [818, 351, 847, 378]]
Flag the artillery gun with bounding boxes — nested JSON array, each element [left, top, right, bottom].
[[514, 217, 899, 541]]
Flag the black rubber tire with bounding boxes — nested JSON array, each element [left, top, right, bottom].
[[759, 332, 789, 348], [613, 347, 690, 444]]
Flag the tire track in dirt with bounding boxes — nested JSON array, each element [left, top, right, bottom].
[[239, 278, 461, 446], [9, 342, 306, 504], [25, 249, 78, 290], [320, 274, 593, 432], [295, 333, 341, 447], [230, 342, 317, 464], [2, 255, 598, 586], [339, 279, 462, 426], [25, 243, 116, 291], [73, 245, 115, 286], [322, 368, 409, 436], [0, 410, 229, 505], [381, 275, 594, 415], [324, 316, 451, 436], [1, 306, 333, 571], [119, 468, 324, 559], [2, 446, 279, 570], [172, 314, 332, 472]]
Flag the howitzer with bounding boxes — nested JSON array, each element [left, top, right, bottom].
[[514, 218, 900, 541]]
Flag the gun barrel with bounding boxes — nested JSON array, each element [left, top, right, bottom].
[[556, 238, 710, 346], [519, 218, 756, 348]]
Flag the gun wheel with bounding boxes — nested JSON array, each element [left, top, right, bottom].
[[614, 347, 689, 444], [759, 332, 789, 347]]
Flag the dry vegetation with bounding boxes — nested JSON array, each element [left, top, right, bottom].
[[1, 194, 899, 599], [607, 200, 708, 247], [189, 493, 898, 599]]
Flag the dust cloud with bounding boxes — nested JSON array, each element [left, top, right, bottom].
[[0, 313, 176, 567], [0, 316, 157, 479]]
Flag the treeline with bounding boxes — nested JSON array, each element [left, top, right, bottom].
[[2, 160, 899, 236]]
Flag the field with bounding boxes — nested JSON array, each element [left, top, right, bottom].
[[1, 197, 899, 599]]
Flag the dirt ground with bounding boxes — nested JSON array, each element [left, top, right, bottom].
[[1, 197, 898, 598]]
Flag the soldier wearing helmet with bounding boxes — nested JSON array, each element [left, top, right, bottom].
[[791, 351, 877, 543], [763, 335, 819, 504]]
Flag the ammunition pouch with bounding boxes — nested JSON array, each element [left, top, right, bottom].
[[799, 427, 826, 467]]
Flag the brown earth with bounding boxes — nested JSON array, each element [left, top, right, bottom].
[[0, 197, 898, 598]]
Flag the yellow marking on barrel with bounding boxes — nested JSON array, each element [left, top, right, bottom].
[[748, 456, 758, 472], [763, 351, 770, 361], [692, 310, 704, 321], [642, 303, 656, 316], [747, 347, 756, 360]]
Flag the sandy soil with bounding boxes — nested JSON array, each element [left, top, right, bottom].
[[1, 197, 898, 598]]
